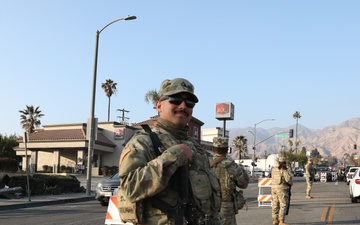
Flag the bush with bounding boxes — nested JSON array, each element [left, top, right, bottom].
[[109, 166, 119, 176], [99, 166, 118, 176], [0, 157, 19, 172], [7, 174, 85, 196], [60, 165, 73, 173], [101, 166, 109, 176], [42, 165, 49, 172]]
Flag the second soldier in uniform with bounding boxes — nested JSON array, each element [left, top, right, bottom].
[[271, 157, 293, 225], [209, 137, 250, 225], [305, 158, 315, 198]]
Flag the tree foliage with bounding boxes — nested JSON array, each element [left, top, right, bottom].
[[310, 148, 320, 158], [279, 149, 308, 169], [292, 111, 301, 153], [345, 153, 359, 167], [144, 89, 160, 107], [294, 151, 308, 165], [231, 135, 248, 160], [0, 134, 19, 159], [19, 105, 44, 133], [325, 156, 337, 166], [101, 79, 117, 122]]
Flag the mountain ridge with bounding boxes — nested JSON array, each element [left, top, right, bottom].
[[228, 117, 360, 159]]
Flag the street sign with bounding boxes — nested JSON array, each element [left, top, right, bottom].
[[275, 134, 288, 138]]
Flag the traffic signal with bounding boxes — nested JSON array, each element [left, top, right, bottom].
[[289, 129, 294, 138], [251, 161, 257, 167], [354, 144, 357, 150]]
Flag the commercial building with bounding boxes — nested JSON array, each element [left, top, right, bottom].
[[14, 116, 207, 175]]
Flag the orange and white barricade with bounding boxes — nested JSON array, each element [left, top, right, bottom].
[[331, 172, 337, 181], [320, 172, 327, 182], [105, 196, 133, 225], [258, 178, 272, 207]]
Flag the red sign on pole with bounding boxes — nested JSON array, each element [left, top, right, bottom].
[[215, 102, 234, 120]]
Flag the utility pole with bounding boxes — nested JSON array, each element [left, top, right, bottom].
[[117, 108, 130, 124]]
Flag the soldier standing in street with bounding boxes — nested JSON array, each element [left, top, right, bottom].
[[118, 78, 222, 225], [305, 158, 315, 199], [271, 157, 293, 225], [209, 137, 249, 225]]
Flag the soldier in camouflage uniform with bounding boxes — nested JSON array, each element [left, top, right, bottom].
[[209, 137, 249, 225], [305, 158, 314, 199], [118, 78, 222, 225], [271, 157, 293, 225]]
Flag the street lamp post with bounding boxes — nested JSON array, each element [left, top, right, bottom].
[[249, 118, 275, 180], [86, 15, 136, 196], [264, 150, 267, 176], [247, 130, 255, 178]]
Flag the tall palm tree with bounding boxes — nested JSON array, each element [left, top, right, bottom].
[[101, 79, 117, 121], [144, 89, 160, 109], [19, 105, 44, 133], [293, 111, 301, 153], [232, 135, 247, 160]]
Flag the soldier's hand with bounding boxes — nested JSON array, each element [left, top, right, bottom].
[[178, 144, 193, 163]]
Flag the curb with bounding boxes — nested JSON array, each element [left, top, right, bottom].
[[0, 196, 94, 211]]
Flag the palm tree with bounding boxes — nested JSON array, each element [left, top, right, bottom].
[[101, 79, 117, 121], [144, 89, 160, 109], [293, 111, 301, 153], [19, 105, 44, 133], [232, 135, 247, 160]]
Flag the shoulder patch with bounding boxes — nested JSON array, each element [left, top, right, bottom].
[[120, 146, 132, 163]]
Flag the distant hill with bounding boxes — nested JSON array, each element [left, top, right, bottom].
[[228, 117, 360, 160]]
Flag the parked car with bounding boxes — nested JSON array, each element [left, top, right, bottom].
[[346, 167, 360, 185], [342, 166, 350, 182], [293, 168, 304, 177], [252, 169, 263, 178], [349, 167, 360, 203], [95, 173, 120, 206]]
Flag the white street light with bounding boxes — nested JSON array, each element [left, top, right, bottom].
[[250, 118, 275, 180], [86, 15, 136, 195]]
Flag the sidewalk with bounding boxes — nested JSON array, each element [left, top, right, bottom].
[[0, 174, 108, 211]]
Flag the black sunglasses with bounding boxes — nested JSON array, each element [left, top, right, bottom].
[[160, 96, 196, 108]]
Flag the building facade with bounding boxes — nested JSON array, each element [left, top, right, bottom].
[[14, 116, 205, 175]]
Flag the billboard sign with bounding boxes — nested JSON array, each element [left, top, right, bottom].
[[215, 102, 235, 120]]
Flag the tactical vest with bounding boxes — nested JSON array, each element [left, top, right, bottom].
[[118, 126, 221, 224], [305, 164, 314, 176], [210, 156, 235, 202], [271, 168, 283, 185]]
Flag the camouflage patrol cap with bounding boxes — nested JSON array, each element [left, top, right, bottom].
[[278, 157, 286, 162], [159, 78, 199, 103], [213, 137, 229, 148]]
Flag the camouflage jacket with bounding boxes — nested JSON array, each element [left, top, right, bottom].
[[119, 125, 221, 223], [305, 163, 315, 177], [271, 167, 293, 187], [209, 155, 249, 202]]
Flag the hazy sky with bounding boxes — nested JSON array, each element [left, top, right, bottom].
[[1, 1, 360, 135]]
